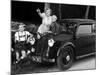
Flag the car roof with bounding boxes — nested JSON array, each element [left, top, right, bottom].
[[58, 19, 95, 24]]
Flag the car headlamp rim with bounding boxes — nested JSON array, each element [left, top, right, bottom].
[[29, 37, 35, 45], [48, 39, 55, 47]]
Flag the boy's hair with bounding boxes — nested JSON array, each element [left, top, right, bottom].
[[18, 23, 26, 31], [52, 15, 57, 22], [18, 23, 26, 28]]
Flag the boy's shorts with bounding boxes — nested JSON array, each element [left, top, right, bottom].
[[15, 41, 27, 53]]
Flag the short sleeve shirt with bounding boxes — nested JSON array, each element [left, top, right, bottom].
[[15, 31, 31, 41]]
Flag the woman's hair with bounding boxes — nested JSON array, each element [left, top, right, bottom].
[[44, 8, 52, 14]]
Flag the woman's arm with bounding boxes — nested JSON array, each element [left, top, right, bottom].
[[36, 8, 43, 18]]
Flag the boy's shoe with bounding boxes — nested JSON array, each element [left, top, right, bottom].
[[15, 60, 19, 64]]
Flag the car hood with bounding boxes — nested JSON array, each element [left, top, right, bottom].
[[53, 34, 73, 42]]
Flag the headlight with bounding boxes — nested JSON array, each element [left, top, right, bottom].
[[48, 39, 55, 47], [31, 48, 35, 52], [29, 37, 35, 45]]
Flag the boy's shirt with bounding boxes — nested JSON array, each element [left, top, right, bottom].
[[15, 31, 31, 42]]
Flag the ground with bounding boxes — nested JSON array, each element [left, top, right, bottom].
[[11, 55, 96, 75]]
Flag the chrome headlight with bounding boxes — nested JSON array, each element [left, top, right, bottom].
[[29, 37, 35, 45], [48, 39, 55, 47]]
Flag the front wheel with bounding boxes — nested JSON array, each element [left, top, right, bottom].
[[57, 46, 74, 70]]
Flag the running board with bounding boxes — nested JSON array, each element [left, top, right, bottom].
[[76, 52, 95, 59], [43, 58, 55, 62], [31, 56, 55, 63]]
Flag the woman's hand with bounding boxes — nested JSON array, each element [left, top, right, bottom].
[[36, 8, 40, 13], [46, 31, 52, 33]]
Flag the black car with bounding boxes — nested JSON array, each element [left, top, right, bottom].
[[30, 19, 96, 70]]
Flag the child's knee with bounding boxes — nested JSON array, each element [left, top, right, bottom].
[[21, 50, 26, 54]]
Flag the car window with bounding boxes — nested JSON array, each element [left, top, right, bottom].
[[60, 22, 76, 34], [76, 25, 92, 35]]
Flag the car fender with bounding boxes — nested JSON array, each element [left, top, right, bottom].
[[57, 42, 75, 56]]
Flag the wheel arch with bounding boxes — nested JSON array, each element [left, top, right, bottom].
[[57, 42, 75, 57]]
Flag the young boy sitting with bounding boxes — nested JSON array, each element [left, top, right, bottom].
[[14, 23, 33, 62]]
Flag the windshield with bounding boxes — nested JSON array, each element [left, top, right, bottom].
[[59, 22, 77, 34]]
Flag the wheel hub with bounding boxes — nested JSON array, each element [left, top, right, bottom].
[[66, 55, 70, 61]]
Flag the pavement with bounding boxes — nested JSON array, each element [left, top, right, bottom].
[[11, 55, 96, 75]]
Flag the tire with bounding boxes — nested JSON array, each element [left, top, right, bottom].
[[57, 46, 74, 70]]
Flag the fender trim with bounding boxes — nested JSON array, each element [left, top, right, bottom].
[[57, 42, 75, 56]]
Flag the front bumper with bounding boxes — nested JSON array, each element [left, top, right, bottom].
[[31, 56, 55, 63]]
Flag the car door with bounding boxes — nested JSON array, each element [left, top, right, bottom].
[[90, 23, 96, 53], [75, 23, 95, 56]]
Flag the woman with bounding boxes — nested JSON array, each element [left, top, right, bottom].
[[36, 8, 57, 39]]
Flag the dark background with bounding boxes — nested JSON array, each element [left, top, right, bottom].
[[11, 1, 44, 24], [11, 1, 96, 25], [61, 5, 95, 19]]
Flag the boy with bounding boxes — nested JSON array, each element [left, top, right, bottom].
[[14, 23, 33, 62]]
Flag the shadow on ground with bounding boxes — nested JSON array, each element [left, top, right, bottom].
[[11, 55, 96, 75]]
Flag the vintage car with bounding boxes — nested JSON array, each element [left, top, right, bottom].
[[11, 19, 96, 70], [29, 19, 96, 70]]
